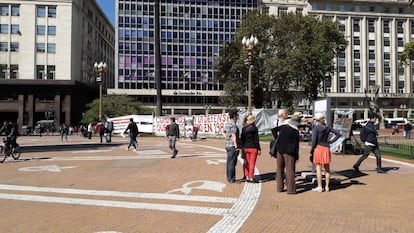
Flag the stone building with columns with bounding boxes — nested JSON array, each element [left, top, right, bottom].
[[0, 0, 114, 132], [263, 0, 414, 120]]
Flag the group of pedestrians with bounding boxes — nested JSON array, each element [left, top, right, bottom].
[[222, 109, 386, 194]]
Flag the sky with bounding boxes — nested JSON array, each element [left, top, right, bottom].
[[96, 0, 115, 26]]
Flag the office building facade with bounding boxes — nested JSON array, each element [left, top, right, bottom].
[[110, 0, 260, 115], [308, 0, 414, 120], [112, 0, 414, 120], [0, 0, 114, 130]]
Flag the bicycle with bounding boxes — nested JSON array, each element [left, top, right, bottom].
[[0, 137, 21, 163]]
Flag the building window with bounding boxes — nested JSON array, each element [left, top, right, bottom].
[[0, 24, 7, 34], [37, 6, 45, 17], [353, 18, 360, 32], [36, 65, 45, 80], [36, 43, 45, 52], [47, 65, 55, 80], [368, 19, 375, 32], [48, 6, 56, 18], [384, 37, 390, 46], [11, 24, 19, 34], [37, 25, 45, 35], [11, 5, 19, 16], [369, 50, 375, 59], [383, 20, 390, 33], [10, 42, 18, 52], [353, 37, 360, 45], [47, 43, 56, 53], [278, 7, 287, 15], [0, 42, 8, 51], [47, 26, 56, 35], [10, 64, 18, 79], [0, 5, 8, 16], [0, 64, 6, 79]]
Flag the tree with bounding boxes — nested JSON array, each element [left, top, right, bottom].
[[400, 40, 414, 65], [215, 11, 346, 109], [81, 95, 153, 123]]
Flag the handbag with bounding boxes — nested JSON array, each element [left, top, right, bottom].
[[269, 139, 277, 158]]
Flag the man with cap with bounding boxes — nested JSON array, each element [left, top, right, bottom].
[[273, 114, 301, 194], [310, 113, 341, 192], [353, 113, 386, 174]]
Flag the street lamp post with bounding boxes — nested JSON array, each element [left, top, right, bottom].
[[94, 61, 107, 122], [242, 35, 258, 116]]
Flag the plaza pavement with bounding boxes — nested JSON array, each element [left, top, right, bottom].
[[0, 134, 413, 233]]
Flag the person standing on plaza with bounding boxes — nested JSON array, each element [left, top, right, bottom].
[[310, 113, 341, 192], [87, 122, 93, 139], [96, 122, 106, 143], [404, 121, 412, 139], [222, 111, 240, 183], [167, 117, 180, 158], [353, 114, 386, 174], [124, 118, 139, 151], [273, 115, 300, 194], [270, 108, 289, 158], [60, 123, 68, 142], [240, 115, 261, 183]]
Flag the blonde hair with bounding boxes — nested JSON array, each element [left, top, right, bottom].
[[318, 118, 326, 126]]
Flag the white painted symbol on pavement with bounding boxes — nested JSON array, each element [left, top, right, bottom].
[[18, 165, 77, 172], [72, 150, 112, 153], [166, 180, 226, 195], [207, 159, 226, 165], [95, 231, 122, 233]]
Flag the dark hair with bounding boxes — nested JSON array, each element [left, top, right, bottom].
[[368, 113, 378, 119], [229, 110, 238, 118], [171, 117, 176, 122], [130, 118, 134, 122]]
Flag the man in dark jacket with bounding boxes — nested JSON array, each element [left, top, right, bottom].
[[124, 118, 139, 151], [167, 117, 180, 158], [353, 114, 386, 173], [0, 120, 18, 150]]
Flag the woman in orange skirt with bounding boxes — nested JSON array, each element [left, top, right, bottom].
[[310, 113, 341, 192]]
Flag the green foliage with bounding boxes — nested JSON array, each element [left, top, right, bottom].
[[400, 41, 414, 65], [81, 95, 153, 123], [214, 11, 346, 108]]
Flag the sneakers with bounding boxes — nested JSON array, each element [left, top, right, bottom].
[[353, 165, 360, 172], [325, 186, 330, 192], [312, 187, 323, 192], [377, 168, 386, 174]]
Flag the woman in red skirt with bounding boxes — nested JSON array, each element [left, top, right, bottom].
[[310, 113, 341, 192]]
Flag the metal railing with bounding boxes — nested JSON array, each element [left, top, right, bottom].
[[378, 135, 414, 160]]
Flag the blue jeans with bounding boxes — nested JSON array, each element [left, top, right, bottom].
[[128, 133, 137, 149], [405, 130, 411, 139], [226, 146, 238, 182]]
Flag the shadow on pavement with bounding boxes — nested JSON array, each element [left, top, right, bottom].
[[20, 143, 123, 153], [258, 172, 276, 182]]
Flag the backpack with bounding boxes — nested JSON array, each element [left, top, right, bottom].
[[359, 127, 367, 142]]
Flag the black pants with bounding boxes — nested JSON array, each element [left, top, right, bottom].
[[354, 145, 382, 170]]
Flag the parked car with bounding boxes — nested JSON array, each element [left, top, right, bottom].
[[384, 117, 408, 129], [353, 119, 369, 128]]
